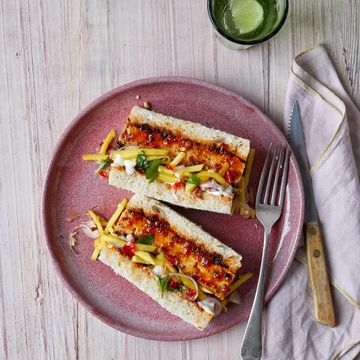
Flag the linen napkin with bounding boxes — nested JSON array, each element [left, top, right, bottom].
[[262, 46, 360, 360]]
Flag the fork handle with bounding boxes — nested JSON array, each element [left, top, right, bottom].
[[241, 231, 270, 360], [306, 222, 336, 327]]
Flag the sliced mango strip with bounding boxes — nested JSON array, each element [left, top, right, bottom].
[[91, 247, 101, 261], [99, 129, 116, 155], [197, 171, 229, 187], [82, 154, 108, 161], [157, 173, 178, 183], [158, 166, 175, 175], [169, 152, 185, 167], [105, 199, 128, 233], [112, 148, 169, 160], [185, 183, 197, 193], [88, 210, 105, 235], [176, 164, 204, 173], [131, 255, 150, 265], [135, 244, 157, 252], [244, 149, 255, 188], [134, 251, 155, 265], [180, 275, 196, 290], [100, 234, 126, 248], [146, 155, 170, 162], [155, 252, 177, 272], [199, 285, 213, 294], [219, 162, 230, 177], [197, 288, 208, 300]]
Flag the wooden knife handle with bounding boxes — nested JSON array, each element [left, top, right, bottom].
[[306, 222, 336, 327]]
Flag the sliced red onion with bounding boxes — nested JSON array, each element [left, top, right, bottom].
[[228, 291, 241, 304], [68, 230, 78, 247], [200, 179, 224, 191], [79, 221, 99, 238], [197, 298, 222, 316], [168, 272, 199, 300], [151, 265, 165, 278], [69, 220, 99, 247]]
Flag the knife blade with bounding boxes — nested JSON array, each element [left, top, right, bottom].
[[288, 101, 336, 327]]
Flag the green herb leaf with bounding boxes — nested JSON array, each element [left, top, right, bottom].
[[101, 159, 112, 168], [157, 275, 169, 298], [187, 174, 200, 185], [145, 159, 162, 183], [136, 150, 149, 170], [135, 234, 154, 245], [96, 159, 112, 173]]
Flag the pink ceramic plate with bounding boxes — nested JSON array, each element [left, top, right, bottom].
[[42, 77, 304, 341]]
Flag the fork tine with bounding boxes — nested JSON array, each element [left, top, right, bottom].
[[278, 147, 290, 208], [263, 145, 280, 204], [270, 146, 285, 205], [256, 144, 273, 205]]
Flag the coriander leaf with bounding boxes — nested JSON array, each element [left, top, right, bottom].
[[136, 234, 154, 245], [157, 275, 169, 298], [145, 159, 161, 183], [96, 159, 112, 173], [100, 159, 112, 169], [136, 150, 149, 171], [187, 174, 200, 185]]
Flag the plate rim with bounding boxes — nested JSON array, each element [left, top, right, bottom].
[[41, 76, 304, 341]]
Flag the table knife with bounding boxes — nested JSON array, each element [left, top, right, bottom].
[[288, 101, 336, 327]]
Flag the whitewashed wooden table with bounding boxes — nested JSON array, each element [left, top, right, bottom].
[[1, 1, 359, 359]]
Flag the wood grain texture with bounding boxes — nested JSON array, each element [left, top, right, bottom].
[[0, 0, 359, 359], [305, 222, 335, 327]]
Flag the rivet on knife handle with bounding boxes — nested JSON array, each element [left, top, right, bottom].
[[306, 222, 336, 327]]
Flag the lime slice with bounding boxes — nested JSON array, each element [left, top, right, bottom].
[[229, 0, 264, 35]]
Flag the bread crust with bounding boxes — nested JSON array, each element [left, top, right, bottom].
[[98, 194, 242, 330], [127, 106, 250, 161], [99, 249, 213, 330], [108, 106, 251, 214]]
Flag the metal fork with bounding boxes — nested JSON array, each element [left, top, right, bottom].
[[241, 144, 290, 360]]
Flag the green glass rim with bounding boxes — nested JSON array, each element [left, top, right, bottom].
[[207, 0, 289, 46]]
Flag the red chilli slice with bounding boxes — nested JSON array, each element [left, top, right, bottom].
[[122, 240, 136, 257], [98, 170, 108, 178]]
